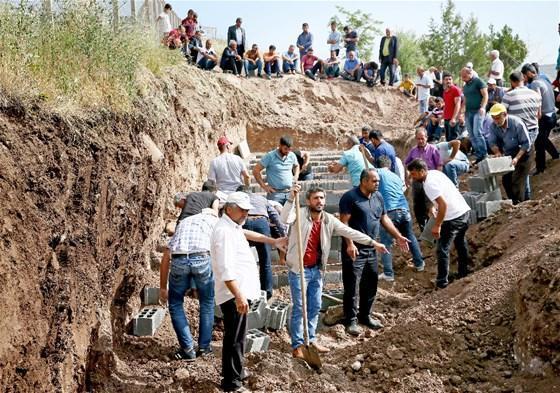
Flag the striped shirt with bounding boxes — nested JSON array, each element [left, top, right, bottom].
[[502, 87, 541, 131], [168, 211, 218, 254]]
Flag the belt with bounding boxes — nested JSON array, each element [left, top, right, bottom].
[[269, 189, 290, 193], [387, 208, 408, 213], [247, 215, 267, 220], [172, 251, 210, 258]]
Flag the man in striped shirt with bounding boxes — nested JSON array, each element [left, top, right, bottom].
[[502, 71, 541, 145]]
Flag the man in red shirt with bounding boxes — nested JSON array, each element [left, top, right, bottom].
[[442, 72, 463, 141], [300, 48, 323, 81]]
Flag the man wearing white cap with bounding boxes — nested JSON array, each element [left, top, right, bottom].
[[208, 136, 250, 194], [487, 50, 504, 87], [486, 78, 504, 111], [211, 192, 286, 392]]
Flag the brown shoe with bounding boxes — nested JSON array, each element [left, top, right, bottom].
[[292, 346, 304, 359], [311, 342, 330, 354]]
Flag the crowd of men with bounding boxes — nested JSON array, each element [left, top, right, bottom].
[[156, 8, 560, 392]]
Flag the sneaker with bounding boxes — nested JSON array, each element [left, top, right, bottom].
[[265, 74, 272, 80], [378, 273, 395, 282], [346, 321, 362, 336], [276, 73, 283, 78], [196, 347, 213, 358], [173, 348, 196, 362], [416, 264, 425, 272], [435, 281, 448, 290]]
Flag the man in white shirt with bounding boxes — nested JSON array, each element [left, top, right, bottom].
[[327, 20, 342, 57], [415, 66, 433, 114], [156, 3, 173, 40], [211, 192, 286, 392], [407, 159, 471, 289], [196, 39, 218, 71], [208, 136, 249, 194], [487, 50, 505, 87]]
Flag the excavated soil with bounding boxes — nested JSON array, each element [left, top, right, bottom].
[[1, 64, 559, 392]]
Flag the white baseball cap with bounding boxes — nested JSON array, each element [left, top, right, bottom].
[[226, 192, 254, 210], [466, 62, 473, 68], [487, 78, 496, 85]]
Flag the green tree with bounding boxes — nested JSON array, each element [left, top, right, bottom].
[[489, 24, 528, 79], [394, 30, 427, 76], [329, 6, 382, 61]]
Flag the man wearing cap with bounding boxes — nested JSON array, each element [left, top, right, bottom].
[[461, 66, 488, 164], [521, 63, 560, 175], [487, 50, 504, 87], [208, 136, 250, 194], [252, 136, 299, 205], [486, 78, 504, 111], [487, 104, 531, 204], [211, 192, 286, 392]]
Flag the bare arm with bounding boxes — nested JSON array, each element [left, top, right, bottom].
[[253, 162, 274, 193], [159, 248, 171, 302], [241, 169, 250, 187], [448, 140, 461, 161], [292, 164, 300, 183], [328, 162, 345, 174], [431, 196, 447, 239], [480, 88, 488, 112]]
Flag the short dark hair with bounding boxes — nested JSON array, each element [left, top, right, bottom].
[[531, 62, 540, 73], [236, 17, 242, 23], [521, 63, 536, 75], [164, 3, 172, 10], [306, 186, 325, 200], [202, 179, 217, 192], [407, 159, 428, 172], [279, 135, 293, 147], [269, 45, 276, 51], [369, 130, 383, 140], [343, 26, 349, 32], [359, 168, 376, 183], [442, 71, 452, 79], [361, 125, 371, 132], [377, 155, 391, 169], [509, 71, 523, 83], [302, 23, 309, 28]]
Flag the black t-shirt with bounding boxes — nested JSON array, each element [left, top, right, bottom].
[[293, 150, 312, 177], [345, 31, 358, 52], [177, 192, 217, 222], [339, 187, 385, 249]]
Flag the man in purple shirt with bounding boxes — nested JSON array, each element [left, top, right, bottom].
[[404, 129, 442, 230]]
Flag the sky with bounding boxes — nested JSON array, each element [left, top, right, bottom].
[[168, 0, 560, 67]]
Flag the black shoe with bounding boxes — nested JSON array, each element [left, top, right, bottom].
[[358, 316, 384, 330], [436, 282, 448, 290], [196, 347, 213, 358], [346, 321, 362, 336], [173, 348, 196, 362]]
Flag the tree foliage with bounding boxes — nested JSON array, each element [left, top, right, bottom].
[[489, 24, 528, 79], [329, 6, 382, 61], [394, 30, 427, 76]]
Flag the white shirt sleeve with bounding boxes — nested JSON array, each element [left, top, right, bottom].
[[423, 177, 442, 202], [212, 226, 236, 282], [208, 160, 216, 181]]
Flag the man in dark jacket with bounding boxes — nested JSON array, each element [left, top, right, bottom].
[[378, 28, 398, 86], [227, 17, 246, 57]]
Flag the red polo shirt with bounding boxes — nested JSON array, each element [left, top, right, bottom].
[[443, 85, 462, 120]]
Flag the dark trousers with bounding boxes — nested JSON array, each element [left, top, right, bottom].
[[535, 113, 559, 172], [264, 60, 279, 76], [503, 155, 531, 204], [236, 44, 245, 57], [341, 248, 378, 324], [243, 217, 273, 299], [220, 298, 247, 392], [444, 119, 461, 141], [412, 180, 431, 231], [436, 212, 470, 287], [379, 57, 394, 85], [222, 58, 243, 75]]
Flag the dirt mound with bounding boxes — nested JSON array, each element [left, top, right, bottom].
[[0, 65, 419, 392]]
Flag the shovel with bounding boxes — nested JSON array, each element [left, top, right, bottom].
[[294, 193, 323, 370]]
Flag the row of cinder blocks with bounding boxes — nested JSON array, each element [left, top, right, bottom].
[[245, 329, 271, 353], [467, 175, 498, 193], [272, 269, 343, 288], [133, 307, 166, 336]]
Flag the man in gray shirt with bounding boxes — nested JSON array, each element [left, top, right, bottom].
[[208, 136, 250, 194], [521, 63, 559, 174], [502, 71, 541, 144]]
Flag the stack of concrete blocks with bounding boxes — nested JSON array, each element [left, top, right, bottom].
[[245, 329, 271, 353], [133, 307, 166, 336], [247, 297, 267, 330], [263, 299, 290, 330], [321, 288, 344, 311]]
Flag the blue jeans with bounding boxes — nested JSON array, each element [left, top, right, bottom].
[[243, 217, 273, 299], [426, 121, 443, 142], [168, 255, 215, 351], [244, 59, 263, 76], [379, 209, 424, 278], [197, 57, 216, 71], [443, 160, 469, 187], [325, 64, 340, 77], [267, 191, 290, 205], [288, 266, 322, 349], [418, 99, 428, 114], [465, 111, 488, 161], [283, 60, 298, 72]]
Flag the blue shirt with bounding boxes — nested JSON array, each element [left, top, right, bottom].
[[296, 32, 313, 54], [359, 137, 375, 156], [260, 149, 298, 190], [339, 145, 373, 187], [377, 168, 409, 212], [488, 115, 531, 161], [344, 58, 360, 73], [373, 140, 397, 173], [339, 187, 385, 249]]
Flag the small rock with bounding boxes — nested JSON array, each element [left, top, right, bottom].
[[351, 361, 362, 371], [450, 375, 462, 385], [503, 370, 512, 378], [356, 354, 365, 362], [174, 368, 189, 380]]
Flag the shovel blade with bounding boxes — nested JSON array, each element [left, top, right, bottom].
[[302, 345, 323, 370]]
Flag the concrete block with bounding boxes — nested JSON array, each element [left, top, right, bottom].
[[214, 304, 223, 319], [461, 191, 484, 210], [468, 175, 498, 193], [245, 329, 271, 353], [133, 307, 166, 336], [264, 299, 290, 330], [478, 187, 502, 203], [321, 288, 344, 311], [247, 298, 267, 330], [467, 209, 478, 225], [272, 272, 289, 288], [142, 287, 160, 305], [477, 199, 512, 219], [420, 217, 437, 246], [324, 271, 343, 284], [478, 157, 514, 176], [237, 140, 251, 159]]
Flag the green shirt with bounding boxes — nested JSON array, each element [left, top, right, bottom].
[[462, 77, 486, 112]]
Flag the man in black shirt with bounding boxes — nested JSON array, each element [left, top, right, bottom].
[[339, 169, 410, 336], [176, 180, 219, 223], [293, 150, 313, 181]]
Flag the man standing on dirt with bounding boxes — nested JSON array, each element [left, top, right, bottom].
[[407, 159, 471, 289], [378, 28, 398, 86], [252, 136, 299, 205], [442, 72, 463, 141], [211, 192, 286, 392], [339, 169, 410, 335], [296, 23, 313, 60], [208, 136, 250, 194], [227, 17, 246, 57], [461, 67, 489, 165], [280, 183, 393, 356], [367, 130, 398, 174]]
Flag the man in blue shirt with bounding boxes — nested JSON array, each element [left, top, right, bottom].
[[296, 23, 313, 60], [359, 125, 375, 156], [252, 136, 300, 205], [487, 104, 531, 204], [342, 51, 362, 82], [327, 135, 373, 187], [367, 130, 398, 174], [343, 26, 358, 56], [377, 157, 424, 282]]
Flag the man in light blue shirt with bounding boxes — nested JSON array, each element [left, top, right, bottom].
[[252, 136, 300, 205], [436, 140, 470, 187], [282, 45, 299, 74], [327, 135, 373, 186], [327, 21, 341, 56], [342, 51, 362, 82], [377, 156, 424, 281], [296, 23, 313, 59]]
